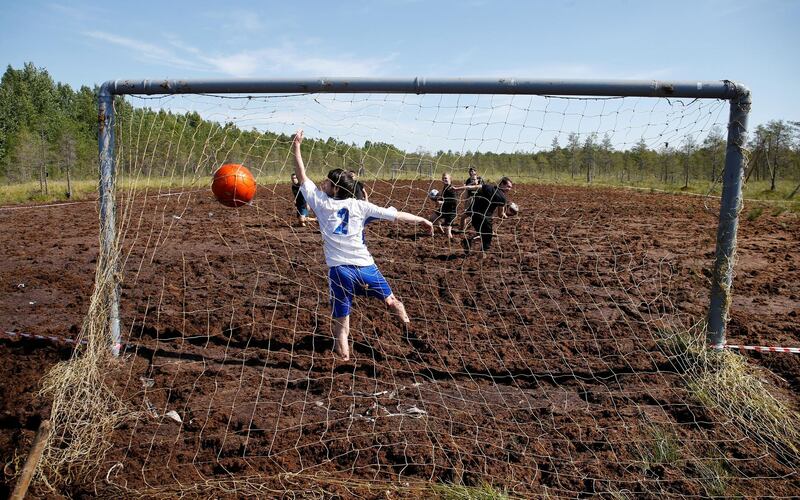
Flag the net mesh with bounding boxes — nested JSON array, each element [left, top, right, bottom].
[[38, 91, 800, 498]]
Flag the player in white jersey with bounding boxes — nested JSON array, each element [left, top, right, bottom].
[[292, 130, 433, 361]]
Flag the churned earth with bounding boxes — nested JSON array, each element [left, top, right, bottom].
[[1, 181, 798, 498]]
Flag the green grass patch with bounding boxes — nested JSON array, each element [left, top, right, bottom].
[[771, 206, 787, 216], [745, 207, 764, 221], [656, 324, 800, 467], [430, 482, 511, 500], [4, 174, 800, 208], [0, 179, 98, 205], [636, 424, 682, 472], [694, 457, 731, 497], [689, 349, 800, 460]]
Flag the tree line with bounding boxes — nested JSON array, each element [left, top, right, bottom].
[[2, 63, 799, 197]]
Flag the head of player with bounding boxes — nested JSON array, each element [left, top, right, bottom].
[[498, 176, 513, 193], [319, 168, 357, 200]]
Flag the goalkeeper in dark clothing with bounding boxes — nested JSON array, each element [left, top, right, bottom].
[[455, 176, 513, 257]]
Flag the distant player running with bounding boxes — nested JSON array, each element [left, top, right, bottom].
[[455, 176, 514, 258], [292, 129, 433, 361], [290, 173, 309, 226], [429, 172, 458, 239]]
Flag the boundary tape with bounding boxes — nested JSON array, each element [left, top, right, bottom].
[[3, 330, 87, 346], [725, 344, 800, 354]]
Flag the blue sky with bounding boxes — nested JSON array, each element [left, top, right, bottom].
[[1, 0, 798, 131]]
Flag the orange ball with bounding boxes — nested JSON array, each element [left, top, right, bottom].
[[211, 163, 256, 207]]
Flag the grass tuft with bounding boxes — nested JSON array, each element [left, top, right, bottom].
[[636, 424, 682, 473], [658, 325, 800, 465], [695, 458, 731, 497], [689, 348, 800, 461], [431, 482, 512, 500], [745, 207, 764, 221]]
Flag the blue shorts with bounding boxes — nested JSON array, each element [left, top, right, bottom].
[[329, 264, 393, 318]]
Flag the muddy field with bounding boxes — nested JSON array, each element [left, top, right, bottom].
[[1, 181, 799, 498]]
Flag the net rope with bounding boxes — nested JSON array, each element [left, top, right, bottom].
[[36, 91, 800, 498]]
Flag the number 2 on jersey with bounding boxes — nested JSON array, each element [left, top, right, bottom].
[[333, 208, 349, 235]]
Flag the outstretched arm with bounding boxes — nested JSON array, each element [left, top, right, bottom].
[[452, 184, 481, 192], [394, 211, 434, 230], [292, 130, 308, 184]]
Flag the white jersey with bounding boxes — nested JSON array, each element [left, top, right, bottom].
[[301, 179, 397, 267]]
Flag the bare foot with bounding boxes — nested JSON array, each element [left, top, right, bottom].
[[334, 331, 350, 361], [334, 347, 350, 362]]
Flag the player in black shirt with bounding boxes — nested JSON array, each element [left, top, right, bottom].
[[290, 173, 309, 226], [455, 176, 513, 257], [349, 170, 370, 202], [459, 167, 483, 231], [429, 173, 459, 239]]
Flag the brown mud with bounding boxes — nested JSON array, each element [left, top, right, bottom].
[[1, 182, 798, 498]]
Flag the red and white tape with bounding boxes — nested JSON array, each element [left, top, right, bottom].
[[3, 330, 87, 346], [724, 344, 800, 354]]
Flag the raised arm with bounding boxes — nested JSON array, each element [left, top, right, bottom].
[[452, 184, 482, 192], [292, 129, 308, 184]]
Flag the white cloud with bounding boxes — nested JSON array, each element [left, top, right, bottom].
[[84, 31, 205, 71], [202, 51, 262, 77], [83, 31, 392, 77], [195, 45, 393, 77]]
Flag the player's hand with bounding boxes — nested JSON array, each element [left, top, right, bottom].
[[422, 219, 434, 230], [292, 129, 304, 150]]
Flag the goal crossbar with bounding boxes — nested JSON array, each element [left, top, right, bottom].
[[103, 77, 739, 99]]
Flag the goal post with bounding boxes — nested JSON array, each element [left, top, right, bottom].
[[707, 87, 751, 347], [97, 77, 750, 354]]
